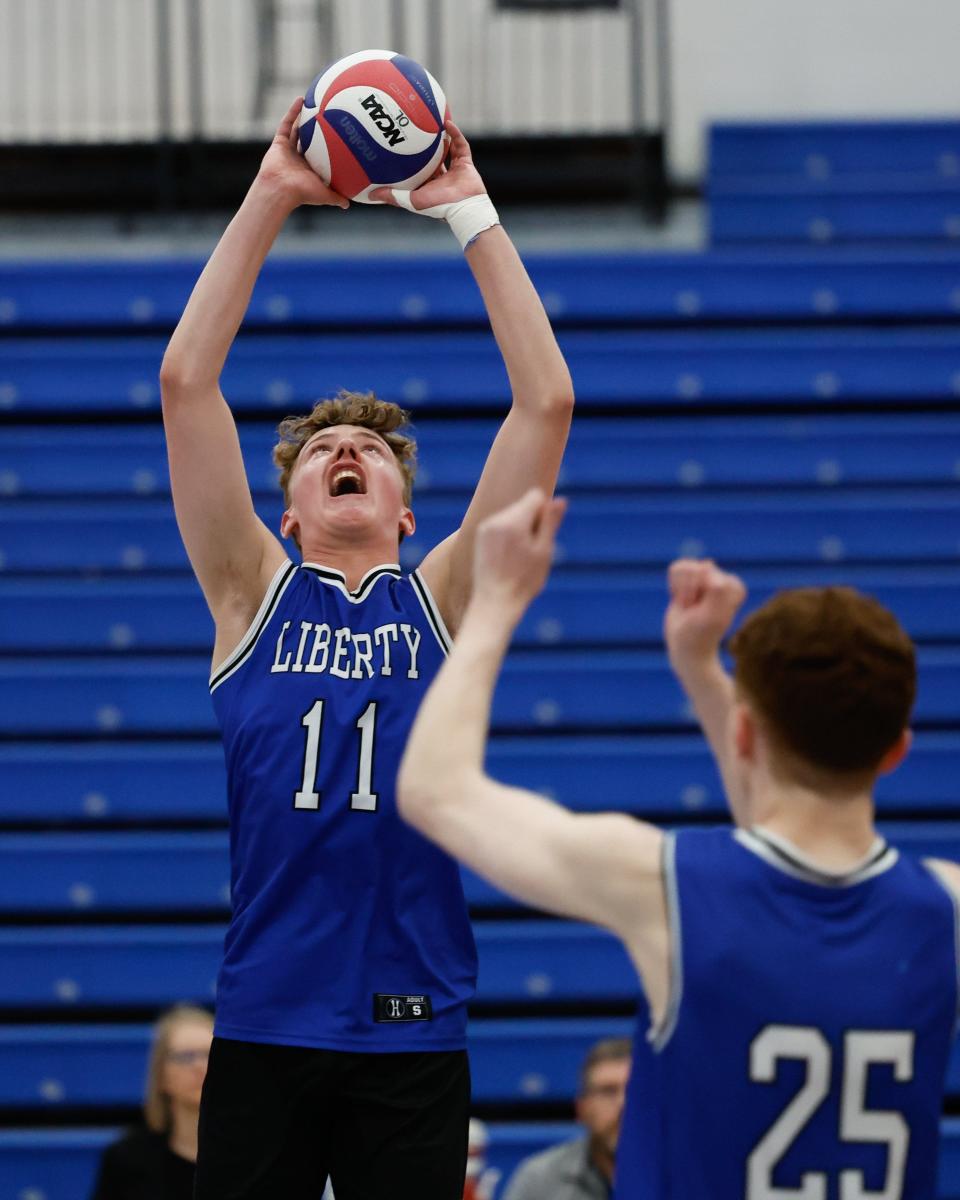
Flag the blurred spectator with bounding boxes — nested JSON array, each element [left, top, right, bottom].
[[89, 1005, 213, 1200], [464, 1117, 500, 1200], [501, 1038, 631, 1200]]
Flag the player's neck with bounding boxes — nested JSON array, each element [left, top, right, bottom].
[[299, 535, 401, 592], [750, 780, 878, 872]]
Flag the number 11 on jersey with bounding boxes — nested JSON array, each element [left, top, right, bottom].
[[294, 700, 380, 813]]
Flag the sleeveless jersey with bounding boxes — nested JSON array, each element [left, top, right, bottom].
[[209, 559, 477, 1052], [616, 826, 959, 1200]]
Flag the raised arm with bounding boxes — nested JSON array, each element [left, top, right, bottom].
[[160, 99, 348, 656], [398, 491, 669, 1021], [373, 125, 574, 634], [664, 559, 749, 824]]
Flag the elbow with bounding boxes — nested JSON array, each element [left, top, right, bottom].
[[159, 356, 189, 405], [539, 383, 575, 420], [159, 353, 216, 404]]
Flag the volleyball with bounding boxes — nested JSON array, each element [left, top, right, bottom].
[[298, 50, 450, 204]]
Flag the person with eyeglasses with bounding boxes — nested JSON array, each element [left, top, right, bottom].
[[89, 1006, 213, 1200], [501, 1038, 632, 1200]]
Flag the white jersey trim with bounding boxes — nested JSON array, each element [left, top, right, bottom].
[[923, 860, 960, 1035], [648, 832, 683, 1053], [410, 568, 454, 656], [209, 559, 297, 692], [300, 560, 403, 604], [735, 826, 899, 888]]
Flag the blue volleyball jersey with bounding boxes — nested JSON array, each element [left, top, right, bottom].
[[209, 559, 477, 1052], [616, 826, 959, 1200]]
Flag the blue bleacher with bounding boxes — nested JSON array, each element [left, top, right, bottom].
[[711, 193, 960, 246], [2, 565, 959, 651], [709, 121, 960, 246], [5, 327, 960, 413], [4, 647, 960, 735], [0, 921, 638, 1005], [2, 732, 959, 823], [3, 250, 960, 328], [11, 1016, 960, 1108], [4, 414, 960, 498], [0, 821, 954, 924], [6, 489, 960, 572], [710, 121, 960, 180]]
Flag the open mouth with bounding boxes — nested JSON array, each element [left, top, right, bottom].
[[329, 465, 367, 497]]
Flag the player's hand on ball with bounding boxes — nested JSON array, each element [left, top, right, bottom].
[[663, 559, 747, 670], [257, 97, 350, 210], [371, 121, 486, 209], [473, 489, 567, 622]]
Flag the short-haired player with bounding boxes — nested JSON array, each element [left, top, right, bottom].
[[398, 492, 960, 1200], [160, 100, 573, 1198]]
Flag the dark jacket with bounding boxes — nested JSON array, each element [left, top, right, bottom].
[[89, 1127, 195, 1200]]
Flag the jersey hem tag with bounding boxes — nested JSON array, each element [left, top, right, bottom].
[[373, 994, 433, 1023]]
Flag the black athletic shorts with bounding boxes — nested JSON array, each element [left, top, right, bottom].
[[194, 1037, 470, 1200]]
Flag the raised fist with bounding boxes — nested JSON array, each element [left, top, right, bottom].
[[663, 558, 747, 671]]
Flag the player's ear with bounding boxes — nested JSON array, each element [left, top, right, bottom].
[[876, 728, 912, 777], [280, 507, 298, 542], [399, 507, 415, 540], [733, 702, 756, 763]]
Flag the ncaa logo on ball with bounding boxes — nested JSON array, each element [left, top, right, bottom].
[[360, 94, 410, 147]]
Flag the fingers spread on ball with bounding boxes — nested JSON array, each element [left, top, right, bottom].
[[276, 97, 304, 143]]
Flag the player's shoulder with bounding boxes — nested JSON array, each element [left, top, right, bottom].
[[924, 857, 960, 906]]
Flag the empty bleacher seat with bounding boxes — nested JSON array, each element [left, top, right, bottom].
[[709, 121, 960, 246], [2, 733, 957, 826], [5, 489, 960, 572], [4, 414, 960, 499], [3, 565, 960, 653], [4, 251, 960, 329], [5, 328, 960, 414], [0, 921, 640, 1006], [710, 122, 960, 182], [0, 823, 953, 926], [710, 191, 960, 246], [2, 648, 960, 735]]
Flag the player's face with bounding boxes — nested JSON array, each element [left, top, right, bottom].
[[284, 425, 414, 548], [161, 1020, 212, 1111], [577, 1057, 630, 1155]]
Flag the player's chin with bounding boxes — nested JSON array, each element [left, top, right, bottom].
[[323, 494, 378, 525]]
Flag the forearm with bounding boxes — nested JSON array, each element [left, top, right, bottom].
[[671, 654, 748, 824], [400, 598, 515, 814], [466, 227, 573, 408], [161, 179, 294, 390]]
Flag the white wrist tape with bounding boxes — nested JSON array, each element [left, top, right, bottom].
[[390, 190, 500, 250]]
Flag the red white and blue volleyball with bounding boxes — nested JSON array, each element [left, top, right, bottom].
[[298, 50, 450, 204]]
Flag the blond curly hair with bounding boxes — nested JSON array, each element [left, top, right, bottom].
[[273, 391, 418, 511]]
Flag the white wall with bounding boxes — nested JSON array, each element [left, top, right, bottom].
[[668, 0, 960, 183], [0, 0, 645, 143]]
